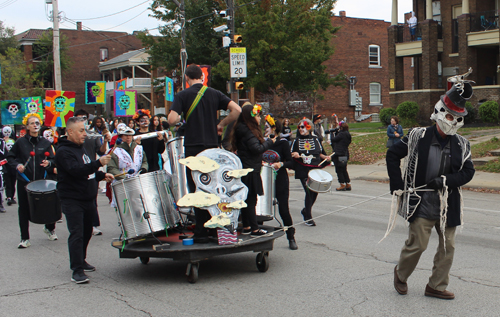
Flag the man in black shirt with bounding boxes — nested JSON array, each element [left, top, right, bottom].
[[167, 64, 241, 242]]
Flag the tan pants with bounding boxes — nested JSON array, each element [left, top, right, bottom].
[[396, 217, 456, 291]]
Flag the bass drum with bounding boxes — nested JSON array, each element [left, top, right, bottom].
[[306, 169, 333, 193], [26, 180, 62, 224], [256, 165, 275, 222]]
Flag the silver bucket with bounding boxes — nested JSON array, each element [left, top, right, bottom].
[[166, 137, 191, 213], [256, 165, 275, 222]]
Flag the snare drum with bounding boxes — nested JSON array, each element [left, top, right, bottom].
[[26, 180, 62, 224], [256, 165, 275, 222], [306, 169, 333, 193]]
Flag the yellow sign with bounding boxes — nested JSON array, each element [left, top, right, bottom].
[[230, 47, 246, 54], [390, 79, 395, 89]]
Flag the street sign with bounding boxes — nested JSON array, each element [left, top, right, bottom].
[[230, 47, 247, 78]]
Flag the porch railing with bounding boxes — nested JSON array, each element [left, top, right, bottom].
[[470, 10, 499, 32]]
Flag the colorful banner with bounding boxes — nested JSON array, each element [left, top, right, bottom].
[[116, 78, 127, 90], [21, 96, 44, 119], [165, 77, 174, 102], [44, 90, 75, 127], [185, 65, 211, 88], [1, 100, 26, 125], [85, 81, 106, 104], [114, 90, 137, 117]]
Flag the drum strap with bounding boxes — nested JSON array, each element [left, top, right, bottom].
[[186, 85, 207, 122]]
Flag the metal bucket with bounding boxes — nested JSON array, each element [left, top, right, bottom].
[[256, 165, 275, 222], [166, 137, 191, 213]]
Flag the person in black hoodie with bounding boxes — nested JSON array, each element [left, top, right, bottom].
[[230, 103, 275, 236], [263, 114, 297, 249], [331, 121, 352, 191], [7, 113, 57, 248], [56, 117, 114, 284]]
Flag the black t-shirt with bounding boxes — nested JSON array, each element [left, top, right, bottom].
[[170, 83, 231, 148]]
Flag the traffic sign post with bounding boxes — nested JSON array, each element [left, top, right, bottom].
[[230, 47, 247, 78]]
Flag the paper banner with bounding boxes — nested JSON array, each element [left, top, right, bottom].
[[44, 90, 75, 127], [185, 65, 211, 88], [1, 100, 26, 125], [116, 78, 126, 90], [165, 77, 174, 102], [85, 81, 106, 104], [114, 90, 137, 117], [21, 96, 44, 119]]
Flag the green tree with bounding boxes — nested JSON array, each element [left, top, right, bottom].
[[0, 20, 18, 55], [0, 47, 44, 100], [32, 30, 72, 88]]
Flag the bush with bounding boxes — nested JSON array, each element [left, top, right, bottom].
[[478, 100, 499, 123], [379, 108, 397, 126], [464, 101, 476, 124], [396, 101, 419, 127]]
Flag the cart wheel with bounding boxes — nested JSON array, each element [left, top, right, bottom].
[[256, 252, 269, 272], [140, 257, 150, 265], [187, 262, 199, 283]]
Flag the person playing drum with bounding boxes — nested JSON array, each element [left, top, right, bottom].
[[291, 118, 331, 226], [7, 113, 57, 248], [230, 103, 275, 236], [107, 124, 148, 180], [263, 114, 297, 250]]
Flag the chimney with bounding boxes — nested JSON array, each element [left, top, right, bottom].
[[339, 11, 346, 17], [76, 22, 82, 31]]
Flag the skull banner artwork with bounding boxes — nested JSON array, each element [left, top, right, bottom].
[[115, 78, 126, 90], [114, 90, 137, 117], [44, 90, 75, 127], [1, 100, 26, 125], [21, 96, 44, 119], [85, 81, 106, 104]]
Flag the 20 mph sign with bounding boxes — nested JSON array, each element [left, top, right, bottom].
[[230, 47, 247, 78]]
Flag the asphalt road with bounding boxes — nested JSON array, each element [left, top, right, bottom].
[[0, 179, 499, 316]]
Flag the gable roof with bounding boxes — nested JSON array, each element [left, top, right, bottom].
[[98, 48, 150, 71]]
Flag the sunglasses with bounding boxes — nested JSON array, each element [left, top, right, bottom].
[[299, 125, 306, 129]]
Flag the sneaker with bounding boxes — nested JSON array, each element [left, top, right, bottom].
[[0, 205, 5, 213], [57, 218, 63, 223], [241, 228, 251, 235], [18, 240, 31, 248], [43, 228, 58, 240], [300, 209, 306, 221], [82, 262, 96, 272], [11, 198, 17, 205], [305, 220, 316, 226], [92, 227, 102, 236], [6, 198, 12, 206], [71, 271, 89, 284], [251, 229, 268, 236]]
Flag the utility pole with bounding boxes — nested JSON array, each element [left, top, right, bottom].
[[52, 0, 62, 90], [172, 0, 187, 90], [227, 0, 239, 104]]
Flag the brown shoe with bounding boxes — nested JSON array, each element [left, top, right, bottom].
[[336, 184, 346, 191], [424, 284, 455, 300], [345, 184, 351, 191], [394, 265, 407, 295]]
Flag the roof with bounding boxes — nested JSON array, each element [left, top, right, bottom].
[[98, 48, 150, 71], [16, 29, 50, 42]]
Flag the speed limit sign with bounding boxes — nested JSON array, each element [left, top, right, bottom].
[[230, 47, 247, 78]]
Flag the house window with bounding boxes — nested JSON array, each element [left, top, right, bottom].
[[100, 48, 109, 62], [369, 45, 381, 67], [369, 83, 382, 105]]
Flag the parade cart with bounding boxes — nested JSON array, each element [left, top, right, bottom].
[[111, 226, 284, 283]]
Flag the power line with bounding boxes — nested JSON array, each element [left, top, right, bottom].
[[0, 0, 18, 10], [101, 8, 150, 31], [71, 0, 150, 21]]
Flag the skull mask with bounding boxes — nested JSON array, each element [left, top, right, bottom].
[[8, 104, 19, 118], [5, 139, 14, 151], [54, 96, 66, 112], [119, 95, 131, 110], [27, 101, 39, 114], [430, 100, 464, 136], [2, 126, 12, 138], [192, 149, 249, 230], [43, 129, 55, 143], [91, 85, 102, 97]]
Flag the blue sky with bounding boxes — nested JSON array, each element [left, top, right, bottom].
[[1, 0, 412, 36]]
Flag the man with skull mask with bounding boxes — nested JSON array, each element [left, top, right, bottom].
[[2, 126, 17, 206], [386, 77, 475, 300]]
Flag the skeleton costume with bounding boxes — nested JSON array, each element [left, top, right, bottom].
[[385, 70, 475, 297], [3, 127, 17, 205]]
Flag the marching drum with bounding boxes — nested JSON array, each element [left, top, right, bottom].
[[26, 180, 62, 224], [154, 170, 181, 226], [256, 165, 275, 221], [112, 171, 177, 240], [306, 169, 333, 193], [166, 137, 191, 212]]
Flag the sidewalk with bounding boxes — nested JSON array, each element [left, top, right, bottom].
[[319, 159, 500, 191]]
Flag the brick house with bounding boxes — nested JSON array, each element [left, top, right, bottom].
[[16, 23, 143, 116], [389, 0, 500, 124], [315, 11, 390, 123]]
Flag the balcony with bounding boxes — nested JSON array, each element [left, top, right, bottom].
[[468, 10, 500, 47], [396, 22, 443, 44], [105, 78, 151, 92]]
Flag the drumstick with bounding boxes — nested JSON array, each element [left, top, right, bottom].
[[108, 138, 123, 154], [44, 151, 50, 161], [24, 151, 35, 168], [133, 131, 165, 141], [115, 169, 135, 178], [319, 152, 335, 166]]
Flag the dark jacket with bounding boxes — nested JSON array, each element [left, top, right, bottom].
[[387, 124, 404, 144], [55, 138, 106, 201], [331, 130, 351, 158], [135, 130, 165, 172], [386, 125, 475, 227], [234, 122, 272, 172], [7, 134, 55, 183]]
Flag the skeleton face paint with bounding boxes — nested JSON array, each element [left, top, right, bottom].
[[264, 122, 272, 137], [430, 100, 464, 136], [27, 117, 41, 134], [43, 129, 54, 143], [54, 96, 66, 112], [2, 126, 12, 138], [192, 149, 248, 231]]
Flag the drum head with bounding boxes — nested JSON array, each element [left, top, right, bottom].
[[308, 169, 333, 182], [26, 180, 58, 192]]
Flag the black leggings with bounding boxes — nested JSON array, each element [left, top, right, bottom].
[[332, 156, 350, 184], [275, 178, 295, 240], [300, 178, 318, 221]]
